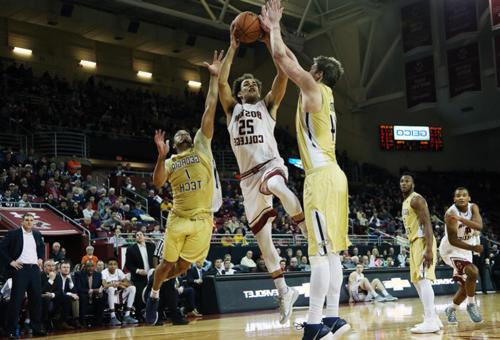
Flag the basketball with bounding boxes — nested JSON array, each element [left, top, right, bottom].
[[232, 11, 264, 44]]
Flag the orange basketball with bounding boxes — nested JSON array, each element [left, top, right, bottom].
[[233, 11, 264, 44]]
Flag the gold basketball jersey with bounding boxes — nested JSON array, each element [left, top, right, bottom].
[[296, 83, 337, 171], [164, 129, 220, 218], [402, 191, 425, 242]]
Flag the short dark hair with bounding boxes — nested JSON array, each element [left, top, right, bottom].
[[107, 257, 118, 264], [313, 56, 344, 89], [22, 213, 35, 220], [401, 172, 416, 182], [232, 73, 262, 102], [454, 187, 469, 195]]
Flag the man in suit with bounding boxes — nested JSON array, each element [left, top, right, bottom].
[[186, 261, 206, 311], [0, 213, 47, 339], [125, 231, 155, 313], [40, 259, 62, 330], [58, 262, 81, 329], [75, 261, 104, 327]]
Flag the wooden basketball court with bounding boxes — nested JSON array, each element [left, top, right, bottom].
[[46, 294, 499, 339]]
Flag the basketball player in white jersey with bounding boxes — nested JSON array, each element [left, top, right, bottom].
[[261, 1, 351, 338], [218, 21, 305, 324], [439, 187, 484, 324]]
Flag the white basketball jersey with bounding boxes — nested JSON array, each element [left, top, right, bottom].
[[440, 203, 475, 253], [228, 100, 282, 174]]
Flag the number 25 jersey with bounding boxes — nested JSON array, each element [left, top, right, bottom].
[[228, 100, 282, 174]]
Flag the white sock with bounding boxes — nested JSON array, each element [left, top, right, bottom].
[[24, 318, 30, 324], [381, 289, 389, 297], [124, 310, 130, 316], [452, 303, 460, 309], [150, 289, 160, 299], [466, 296, 476, 305], [110, 311, 116, 318], [274, 276, 288, 296], [266, 175, 303, 217], [308, 256, 330, 324], [325, 253, 342, 317], [417, 279, 436, 319], [255, 222, 284, 294]]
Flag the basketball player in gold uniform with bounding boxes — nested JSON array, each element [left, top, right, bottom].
[[145, 50, 224, 324], [400, 173, 441, 333], [261, 1, 350, 338]]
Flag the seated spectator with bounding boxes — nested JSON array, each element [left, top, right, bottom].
[[223, 259, 235, 275], [81, 246, 99, 265], [232, 228, 248, 246], [207, 258, 224, 275], [396, 248, 407, 267], [17, 193, 32, 207], [256, 258, 267, 273], [287, 257, 302, 272], [187, 261, 207, 311], [82, 202, 95, 219], [58, 262, 82, 329], [69, 201, 84, 220], [348, 265, 397, 303], [175, 277, 200, 317], [50, 242, 65, 263], [101, 258, 138, 326], [300, 256, 311, 271], [279, 259, 287, 272], [223, 254, 234, 269], [75, 261, 104, 327], [240, 250, 256, 269], [108, 228, 128, 253], [130, 202, 146, 219], [96, 260, 105, 273], [41, 260, 62, 331], [0, 189, 16, 207]]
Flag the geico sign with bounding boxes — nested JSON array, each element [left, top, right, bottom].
[[394, 125, 430, 141]]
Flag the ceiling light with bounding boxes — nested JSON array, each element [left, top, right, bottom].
[[137, 70, 152, 79], [13, 47, 32, 56]]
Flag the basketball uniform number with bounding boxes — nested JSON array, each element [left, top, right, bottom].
[[238, 119, 254, 135]]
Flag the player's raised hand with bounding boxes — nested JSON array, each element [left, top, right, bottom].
[[230, 22, 240, 49], [259, 5, 272, 32], [264, 0, 283, 28], [204, 50, 225, 77], [154, 129, 170, 159], [423, 248, 433, 269]]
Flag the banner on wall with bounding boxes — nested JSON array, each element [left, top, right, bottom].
[[447, 43, 482, 98], [444, 0, 478, 40], [405, 56, 437, 108], [401, 0, 432, 53], [491, 0, 500, 30]]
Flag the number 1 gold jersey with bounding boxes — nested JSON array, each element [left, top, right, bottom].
[[164, 129, 221, 218]]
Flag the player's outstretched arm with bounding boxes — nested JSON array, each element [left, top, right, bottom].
[[445, 212, 484, 253], [260, 0, 321, 113], [218, 26, 238, 124], [260, 35, 288, 119], [411, 196, 434, 268], [201, 50, 224, 139], [449, 204, 483, 231], [153, 129, 170, 189]]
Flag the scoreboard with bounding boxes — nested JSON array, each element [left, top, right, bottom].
[[379, 125, 443, 151]]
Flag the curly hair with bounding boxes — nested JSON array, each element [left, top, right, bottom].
[[231, 73, 262, 102], [313, 56, 344, 89]]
